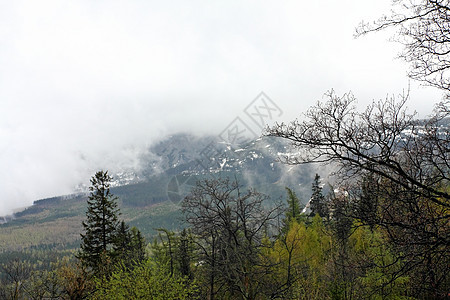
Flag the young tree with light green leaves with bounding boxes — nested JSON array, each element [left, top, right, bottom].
[[281, 187, 304, 233]]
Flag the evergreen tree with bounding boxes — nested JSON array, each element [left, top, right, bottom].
[[78, 171, 120, 272], [112, 222, 146, 267], [309, 174, 328, 219], [176, 229, 193, 280], [129, 227, 147, 264], [355, 173, 379, 229], [154, 228, 176, 276], [282, 187, 303, 232], [112, 221, 132, 263]]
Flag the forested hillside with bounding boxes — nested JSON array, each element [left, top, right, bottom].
[[1, 0, 449, 299], [0, 135, 318, 253]]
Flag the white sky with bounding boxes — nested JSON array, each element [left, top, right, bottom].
[[0, 0, 444, 215]]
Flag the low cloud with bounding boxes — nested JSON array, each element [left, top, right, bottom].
[[0, 0, 442, 215]]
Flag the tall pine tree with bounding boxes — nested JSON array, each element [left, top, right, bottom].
[[78, 171, 120, 271], [309, 174, 328, 219]]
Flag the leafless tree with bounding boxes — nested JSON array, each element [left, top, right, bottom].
[[0, 258, 31, 300], [182, 177, 283, 300], [356, 0, 450, 97], [266, 91, 449, 296]]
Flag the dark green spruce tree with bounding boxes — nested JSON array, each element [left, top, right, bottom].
[[355, 173, 380, 229], [112, 221, 147, 267], [78, 171, 120, 272], [176, 228, 194, 280], [129, 227, 147, 264], [309, 174, 328, 219], [112, 221, 132, 263]]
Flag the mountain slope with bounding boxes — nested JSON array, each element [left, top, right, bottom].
[[0, 134, 318, 252]]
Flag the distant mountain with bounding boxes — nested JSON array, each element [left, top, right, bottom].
[[6, 115, 446, 252], [0, 133, 319, 252], [70, 132, 320, 202]]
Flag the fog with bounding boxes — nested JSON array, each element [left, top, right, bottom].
[[0, 0, 443, 215]]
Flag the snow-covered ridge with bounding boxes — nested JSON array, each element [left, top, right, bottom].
[[74, 171, 142, 193]]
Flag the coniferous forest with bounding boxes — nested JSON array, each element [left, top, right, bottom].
[[1, 1, 450, 299]]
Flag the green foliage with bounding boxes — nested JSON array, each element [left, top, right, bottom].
[[112, 221, 132, 263], [355, 173, 380, 228], [330, 193, 352, 244], [92, 259, 198, 299], [151, 228, 196, 280], [151, 228, 176, 277], [0, 168, 446, 299], [111, 221, 147, 266], [269, 216, 332, 299], [282, 187, 305, 233], [0, 170, 305, 254], [310, 174, 328, 219], [129, 227, 147, 264], [176, 229, 194, 280], [336, 223, 412, 299], [78, 171, 121, 272]]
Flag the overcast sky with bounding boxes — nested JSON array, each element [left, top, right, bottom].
[[0, 0, 444, 215]]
